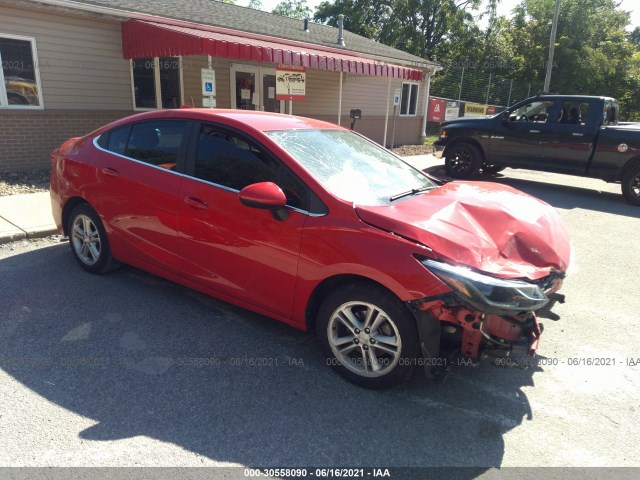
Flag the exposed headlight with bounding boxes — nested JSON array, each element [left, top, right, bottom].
[[420, 258, 549, 312]]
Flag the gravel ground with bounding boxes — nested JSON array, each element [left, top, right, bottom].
[[0, 169, 50, 196], [0, 145, 434, 197]]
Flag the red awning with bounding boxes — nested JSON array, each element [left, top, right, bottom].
[[121, 20, 424, 81]]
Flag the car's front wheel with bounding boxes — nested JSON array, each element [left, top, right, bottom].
[[444, 142, 482, 179], [67, 203, 119, 273], [316, 283, 420, 389], [621, 164, 640, 206]]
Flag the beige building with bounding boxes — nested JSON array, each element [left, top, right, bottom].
[[0, 0, 438, 171]]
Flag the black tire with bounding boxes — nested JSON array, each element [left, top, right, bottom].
[[482, 164, 506, 175], [621, 164, 640, 206], [444, 142, 482, 179], [316, 283, 421, 389], [67, 203, 119, 274]]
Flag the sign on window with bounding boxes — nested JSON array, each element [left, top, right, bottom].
[[275, 65, 305, 101]]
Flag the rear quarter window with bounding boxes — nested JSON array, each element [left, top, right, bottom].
[[105, 126, 131, 155]]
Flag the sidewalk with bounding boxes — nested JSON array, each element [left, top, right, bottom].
[[0, 191, 58, 244], [0, 154, 444, 245]]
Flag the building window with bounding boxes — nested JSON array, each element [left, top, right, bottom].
[[0, 34, 43, 108], [400, 82, 419, 116], [131, 57, 182, 110]]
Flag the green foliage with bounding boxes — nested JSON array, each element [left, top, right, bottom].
[[313, 0, 640, 119], [272, 0, 312, 19], [248, 0, 263, 9], [314, 0, 390, 39], [507, 0, 638, 118]]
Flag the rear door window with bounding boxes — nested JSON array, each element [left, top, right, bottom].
[[125, 120, 190, 169], [558, 101, 590, 125]]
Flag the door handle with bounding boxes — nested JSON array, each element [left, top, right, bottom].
[[100, 167, 119, 177], [184, 196, 209, 210], [529, 130, 541, 133]]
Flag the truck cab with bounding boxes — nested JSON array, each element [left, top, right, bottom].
[[434, 95, 640, 205]]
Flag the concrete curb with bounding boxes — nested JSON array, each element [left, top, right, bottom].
[[0, 224, 59, 245]]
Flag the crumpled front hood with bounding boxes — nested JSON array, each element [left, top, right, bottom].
[[355, 181, 571, 280]]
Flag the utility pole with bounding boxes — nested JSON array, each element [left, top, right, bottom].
[[544, 0, 561, 92]]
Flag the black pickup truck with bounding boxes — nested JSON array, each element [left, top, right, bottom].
[[434, 95, 640, 205]]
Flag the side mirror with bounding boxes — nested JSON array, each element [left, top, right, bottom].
[[501, 112, 510, 124], [239, 182, 287, 210]]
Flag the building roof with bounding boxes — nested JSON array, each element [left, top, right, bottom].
[[38, 0, 432, 68]]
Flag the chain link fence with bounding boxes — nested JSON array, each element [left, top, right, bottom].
[[425, 67, 544, 136]]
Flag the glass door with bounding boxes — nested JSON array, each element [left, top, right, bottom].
[[262, 73, 280, 113], [233, 69, 256, 110], [230, 64, 283, 112]]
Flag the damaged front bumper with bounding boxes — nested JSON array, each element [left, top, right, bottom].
[[407, 282, 565, 379]]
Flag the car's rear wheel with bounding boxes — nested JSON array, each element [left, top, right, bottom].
[[482, 164, 506, 175], [68, 204, 119, 273], [445, 142, 482, 179], [621, 164, 640, 206], [316, 283, 420, 389]]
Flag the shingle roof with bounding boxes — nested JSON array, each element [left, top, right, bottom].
[[52, 0, 431, 67]]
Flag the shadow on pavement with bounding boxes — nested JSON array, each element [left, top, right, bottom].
[[0, 244, 544, 474]]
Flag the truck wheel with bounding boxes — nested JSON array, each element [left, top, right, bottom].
[[622, 164, 640, 206], [482, 164, 506, 175], [316, 283, 420, 389], [445, 143, 482, 179]]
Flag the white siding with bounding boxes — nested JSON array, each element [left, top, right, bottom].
[[0, 5, 132, 110]]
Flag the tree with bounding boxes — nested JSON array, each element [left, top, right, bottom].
[[248, 0, 263, 9], [314, 0, 487, 60], [314, 0, 390, 39], [508, 0, 633, 96], [272, 0, 312, 19], [218, 0, 236, 3]]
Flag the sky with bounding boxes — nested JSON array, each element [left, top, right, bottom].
[[235, 0, 640, 29]]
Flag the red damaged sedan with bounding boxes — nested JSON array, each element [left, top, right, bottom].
[[50, 109, 571, 389]]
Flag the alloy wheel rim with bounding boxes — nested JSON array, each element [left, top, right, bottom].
[[450, 149, 472, 175], [327, 301, 401, 378], [71, 214, 101, 265], [632, 174, 640, 198]]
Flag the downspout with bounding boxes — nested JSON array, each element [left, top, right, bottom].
[[338, 72, 343, 126], [420, 68, 433, 138], [383, 76, 392, 148]]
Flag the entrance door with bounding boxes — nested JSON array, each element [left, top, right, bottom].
[[230, 64, 284, 113]]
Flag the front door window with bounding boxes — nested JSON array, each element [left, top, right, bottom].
[[235, 71, 256, 110]]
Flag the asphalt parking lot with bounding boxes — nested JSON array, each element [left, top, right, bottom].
[[1, 167, 639, 477]]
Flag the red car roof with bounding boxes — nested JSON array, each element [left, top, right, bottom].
[[111, 108, 344, 133]]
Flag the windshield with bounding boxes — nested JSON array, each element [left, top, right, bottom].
[[265, 129, 437, 205]]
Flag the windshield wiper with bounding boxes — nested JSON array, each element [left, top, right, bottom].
[[389, 185, 436, 202]]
